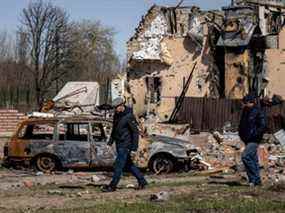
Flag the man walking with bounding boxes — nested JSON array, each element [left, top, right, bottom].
[[102, 97, 147, 192], [238, 94, 266, 187]]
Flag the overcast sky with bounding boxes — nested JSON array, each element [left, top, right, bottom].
[[0, 0, 230, 59]]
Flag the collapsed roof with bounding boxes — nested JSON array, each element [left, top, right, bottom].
[[127, 5, 224, 64]]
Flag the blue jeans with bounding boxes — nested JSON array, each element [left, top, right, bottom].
[[110, 147, 147, 188], [241, 143, 261, 185]]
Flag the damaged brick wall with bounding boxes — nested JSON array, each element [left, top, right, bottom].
[[0, 109, 26, 159], [0, 109, 26, 137], [127, 6, 167, 63], [128, 35, 217, 120]]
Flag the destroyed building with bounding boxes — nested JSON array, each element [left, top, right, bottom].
[[126, 1, 285, 121], [127, 5, 224, 121], [219, 0, 285, 99]]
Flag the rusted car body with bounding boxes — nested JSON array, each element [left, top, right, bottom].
[[3, 116, 197, 173]]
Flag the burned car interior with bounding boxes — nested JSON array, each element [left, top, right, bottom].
[[19, 123, 56, 141], [18, 121, 109, 142], [59, 123, 89, 142]]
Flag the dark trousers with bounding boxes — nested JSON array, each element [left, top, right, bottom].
[[241, 142, 261, 185], [110, 147, 147, 188]]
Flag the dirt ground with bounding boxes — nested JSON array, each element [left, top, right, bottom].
[[0, 166, 285, 213]]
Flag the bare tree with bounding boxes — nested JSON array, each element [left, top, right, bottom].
[[0, 31, 14, 61], [69, 20, 120, 82], [20, 0, 74, 106], [0, 2, 121, 110]]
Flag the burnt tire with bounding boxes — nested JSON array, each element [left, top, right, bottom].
[[34, 154, 59, 173], [149, 155, 175, 174]]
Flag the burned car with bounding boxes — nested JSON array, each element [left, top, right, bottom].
[[3, 115, 198, 173]]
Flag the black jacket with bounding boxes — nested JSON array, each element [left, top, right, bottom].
[[238, 105, 266, 144], [109, 107, 139, 151]]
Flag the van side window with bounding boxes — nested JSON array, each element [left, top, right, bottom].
[[91, 123, 106, 141], [59, 123, 89, 142], [18, 123, 55, 140]]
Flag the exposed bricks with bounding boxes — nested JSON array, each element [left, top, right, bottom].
[[0, 109, 26, 137], [0, 109, 18, 113]]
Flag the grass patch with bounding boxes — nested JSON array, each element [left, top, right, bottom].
[[34, 192, 285, 213], [148, 179, 201, 188]]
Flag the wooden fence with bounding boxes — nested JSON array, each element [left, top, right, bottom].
[[175, 97, 285, 133]]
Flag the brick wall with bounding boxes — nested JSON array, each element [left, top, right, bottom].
[[0, 109, 26, 137], [0, 109, 26, 159]]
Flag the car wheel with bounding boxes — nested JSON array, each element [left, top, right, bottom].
[[150, 155, 174, 174], [35, 155, 58, 172]]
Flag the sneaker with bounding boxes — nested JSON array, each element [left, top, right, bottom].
[[101, 185, 116, 193], [249, 182, 262, 188], [249, 183, 255, 188]]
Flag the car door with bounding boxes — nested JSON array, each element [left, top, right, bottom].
[[56, 122, 91, 168], [90, 122, 116, 168]]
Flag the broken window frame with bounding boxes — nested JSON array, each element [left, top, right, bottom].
[[17, 122, 56, 141], [58, 122, 90, 142], [90, 122, 107, 142], [145, 76, 162, 104]]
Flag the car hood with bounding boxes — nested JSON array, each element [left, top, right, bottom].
[[149, 134, 196, 150]]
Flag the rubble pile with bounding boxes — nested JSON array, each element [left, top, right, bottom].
[[139, 116, 285, 181], [265, 130, 285, 182], [144, 122, 190, 140], [197, 129, 285, 182], [202, 131, 243, 170]]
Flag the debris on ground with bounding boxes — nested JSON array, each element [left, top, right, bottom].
[[213, 131, 224, 143], [23, 180, 34, 188], [58, 184, 86, 189], [91, 175, 101, 183], [126, 184, 136, 189], [267, 179, 285, 192], [76, 190, 90, 197], [208, 174, 244, 186], [67, 169, 74, 174], [274, 129, 285, 146], [189, 131, 243, 171], [35, 171, 44, 176], [182, 123, 285, 183], [143, 121, 190, 141], [48, 190, 65, 196], [150, 191, 170, 202]]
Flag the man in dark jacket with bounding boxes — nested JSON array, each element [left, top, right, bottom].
[[238, 94, 266, 186], [102, 97, 147, 192]]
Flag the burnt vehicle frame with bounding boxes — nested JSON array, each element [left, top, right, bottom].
[[3, 116, 199, 173]]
